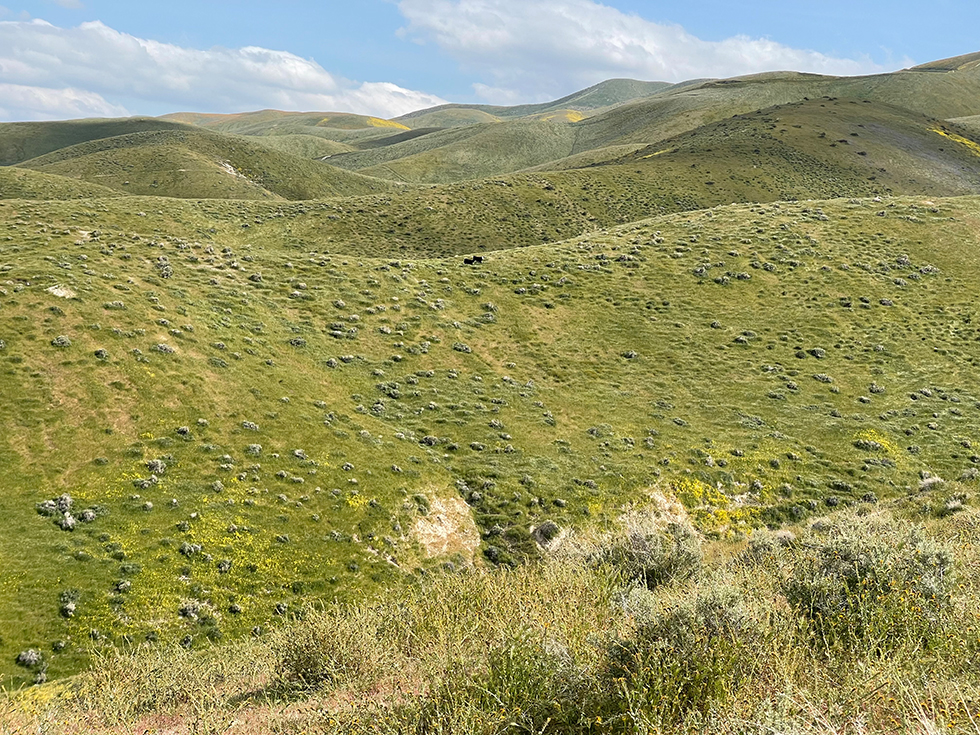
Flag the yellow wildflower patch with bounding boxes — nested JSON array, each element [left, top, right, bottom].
[[931, 128, 980, 157], [366, 117, 411, 130]]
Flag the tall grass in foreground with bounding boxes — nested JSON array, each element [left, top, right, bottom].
[[6, 505, 980, 734]]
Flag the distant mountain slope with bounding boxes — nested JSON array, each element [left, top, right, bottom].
[[357, 120, 578, 183], [0, 166, 122, 200], [16, 129, 400, 200], [909, 50, 980, 72], [0, 118, 191, 166], [160, 110, 411, 146], [327, 120, 578, 183], [611, 99, 980, 197], [395, 78, 671, 127], [951, 115, 980, 137], [572, 61, 980, 154], [248, 134, 354, 159]]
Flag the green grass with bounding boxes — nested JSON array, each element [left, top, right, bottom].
[[7, 502, 980, 734], [3, 193, 980, 687], [0, 168, 122, 201], [353, 120, 579, 183], [14, 129, 401, 200], [394, 78, 671, 128], [248, 135, 354, 159], [0, 118, 191, 167]]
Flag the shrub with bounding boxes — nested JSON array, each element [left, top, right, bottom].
[[270, 605, 394, 691], [16, 649, 43, 668], [605, 581, 758, 724], [423, 629, 592, 733], [784, 513, 953, 654], [592, 519, 701, 588]]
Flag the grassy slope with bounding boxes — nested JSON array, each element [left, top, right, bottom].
[[4, 101, 972, 262], [290, 66, 980, 186], [161, 111, 411, 148], [14, 504, 980, 735], [571, 65, 980, 154], [395, 78, 671, 128], [0, 168, 122, 201], [15, 129, 400, 200], [614, 99, 980, 196], [0, 118, 191, 167], [249, 135, 354, 159], [951, 114, 980, 137], [354, 121, 579, 184], [2, 194, 980, 687]]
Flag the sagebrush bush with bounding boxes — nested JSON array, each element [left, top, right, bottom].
[[270, 604, 396, 691], [605, 580, 760, 725], [421, 629, 594, 734], [784, 512, 953, 654], [592, 519, 702, 588]]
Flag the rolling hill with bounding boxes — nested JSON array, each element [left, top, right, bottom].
[[0, 117, 192, 167], [4, 49, 980, 701], [395, 78, 672, 128], [3, 192, 980, 688], [241, 59, 980, 186], [14, 129, 401, 200], [0, 167, 122, 201]]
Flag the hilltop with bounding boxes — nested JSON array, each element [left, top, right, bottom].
[[14, 128, 399, 200], [394, 78, 673, 127]]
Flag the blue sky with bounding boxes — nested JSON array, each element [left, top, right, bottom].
[[0, 0, 977, 120]]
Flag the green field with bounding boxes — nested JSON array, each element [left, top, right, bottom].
[[2, 50, 980, 733]]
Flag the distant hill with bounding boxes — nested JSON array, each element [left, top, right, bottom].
[[15, 129, 400, 200], [395, 78, 671, 128], [0, 117, 191, 166], [568, 65, 980, 158], [159, 110, 411, 146], [0, 166, 122, 200], [908, 50, 980, 72], [951, 114, 980, 137], [329, 120, 579, 184]]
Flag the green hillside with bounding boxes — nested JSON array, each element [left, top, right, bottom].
[[350, 120, 579, 183], [4, 49, 980, 706], [395, 78, 671, 127], [160, 110, 412, 145], [951, 114, 980, 137], [571, 61, 980, 154], [15, 129, 400, 200], [250, 134, 354, 159], [2, 193, 980, 689], [0, 167, 122, 201], [270, 65, 980, 186], [0, 118, 191, 167], [613, 99, 980, 196]]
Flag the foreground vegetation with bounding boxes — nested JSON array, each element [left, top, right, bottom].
[[4, 192, 980, 685], [3, 496, 978, 734]]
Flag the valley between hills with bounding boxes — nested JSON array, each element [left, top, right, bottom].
[[3, 50, 980, 734]]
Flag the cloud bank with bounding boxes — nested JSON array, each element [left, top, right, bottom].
[[0, 19, 447, 121], [398, 0, 896, 103]]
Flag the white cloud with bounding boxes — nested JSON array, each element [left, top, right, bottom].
[[0, 19, 446, 121], [50, 0, 84, 8], [398, 0, 898, 103], [0, 82, 127, 120]]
